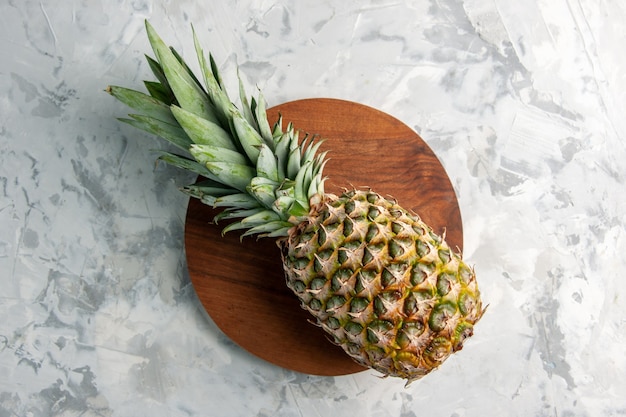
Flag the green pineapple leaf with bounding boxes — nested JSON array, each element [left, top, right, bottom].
[[155, 151, 213, 178], [181, 179, 236, 200], [256, 143, 280, 182], [190, 144, 249, 166], [238, 70, 258, 130], [205, 161, 255, 192], [145, 21, 219, 125], [248, 176, 279, 209], [170, 105, 236, 151], [254, 91, 274, 148], [213, 193, 260, 209], [107, 86, 177, 125], [119, 115, 192, 151], [144, 81, 175, 104], [231, 109, 264, 164], [192, 26, 233, 126]]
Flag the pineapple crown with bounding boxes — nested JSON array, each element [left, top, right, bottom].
[[107, 21, 327, 238]]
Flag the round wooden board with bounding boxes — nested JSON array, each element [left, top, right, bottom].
[[184, 98, 463, 376]]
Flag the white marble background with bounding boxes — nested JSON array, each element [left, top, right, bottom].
[[1, 0, 625, 416]]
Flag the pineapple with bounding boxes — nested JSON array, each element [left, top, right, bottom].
[[107, 21, 484, 384]]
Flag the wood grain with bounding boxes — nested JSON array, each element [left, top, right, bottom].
[[184, 98, 463, 376]]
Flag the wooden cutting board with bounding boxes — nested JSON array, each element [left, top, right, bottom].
[[184, 98, 463, 376]]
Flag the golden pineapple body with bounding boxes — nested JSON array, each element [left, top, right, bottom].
[[281, 190, 483, 382]]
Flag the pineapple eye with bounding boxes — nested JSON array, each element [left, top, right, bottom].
[[403, 295, 417, 316], [344, 321, 364, 336], [396, 322, 425, 348], [313, 249, 334, 272], [309, 277, 326, 291], [389, 209, 403, 219], [326, 317, 341, 330], [350, 297, 369, 313], [291, 280, 306, 294], [308, 298, 322, 311], [359, 269, 376, 283], [404, 321, 425, 336], [458, 264, 473, 284], [458, 291, 477, 316], [354, 279, 363, 294], [429, 302, 457, 332], [367, 207, 380, 221], [342, 218, 354, 237], [381, 263, 408, 287], [412, 224, 425, 235], [411, 263, 434, 285], [366, 320, 393, 344], [452, 322, 474, 350], [403, 290, 433, 316], [362, 243, 384, 267], [388, 239, 404, 258], [374, 291, 401, 316], [438, 249, 451, 264], [366, 329, 380, 344], [373, 296, 386, 316], [362, 247, 374, 265], [355, 269, 377, 295], [338, 240, 361, 264], [317, 228, 327, 246], [299, 232, 315, 244], [436, 273, 457, 296], [429, 231, 442, 244], [423, 337, 452, 365], [326, 295, 346, 311], [381, 268, 397, 288], [416, 240, 431, 258], [337, 249, 347, 264], [366, 224, 379, 242], [345, 342, 363, 356], [416, 289, 435, 301], [344, 200, 356, 214], [406, 212, 420, 222], [291, 256, 309, 270], [331, 268, 353, 291]]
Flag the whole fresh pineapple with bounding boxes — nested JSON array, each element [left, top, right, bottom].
[[108, 21, 484, 384]]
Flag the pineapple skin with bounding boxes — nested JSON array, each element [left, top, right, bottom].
[[281, 189, 484, 383]]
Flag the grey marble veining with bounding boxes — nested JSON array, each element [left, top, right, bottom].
[[1, 0, 625, 416]]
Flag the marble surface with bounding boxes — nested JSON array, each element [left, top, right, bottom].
[[1, 0, 625, 415]]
